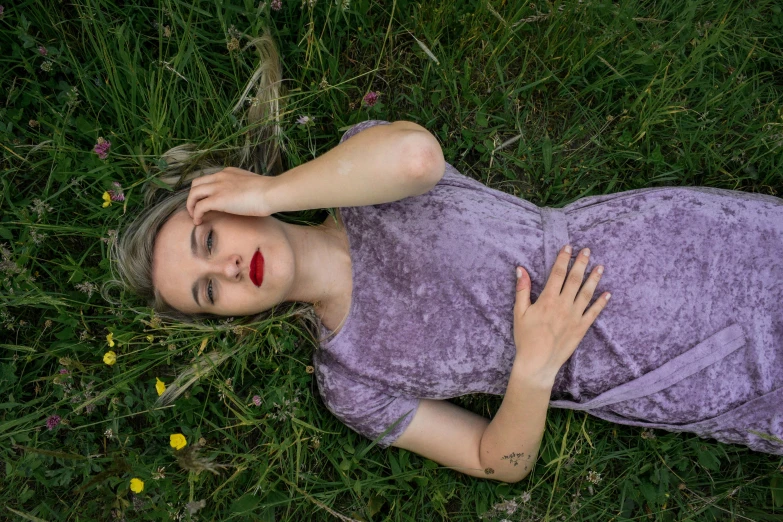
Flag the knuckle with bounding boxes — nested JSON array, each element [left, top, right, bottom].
[[577, 289, 593, 304]]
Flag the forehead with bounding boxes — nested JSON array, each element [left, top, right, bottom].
[[152, 209, 197, 312], [153, 208, 192, 263]]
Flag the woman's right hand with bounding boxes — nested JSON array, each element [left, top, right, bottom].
[[512, 244, 611, 386], [187, 167, 277, 225]]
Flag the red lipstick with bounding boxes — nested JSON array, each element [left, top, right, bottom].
[[249, 249, 264, 287]]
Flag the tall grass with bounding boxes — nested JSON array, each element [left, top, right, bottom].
[[1, 0, 782, 520]]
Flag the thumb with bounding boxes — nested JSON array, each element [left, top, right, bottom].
[[514, 266, 531, 312]]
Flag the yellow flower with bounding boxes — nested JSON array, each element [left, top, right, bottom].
[[170, 433, 187, 450], [106, 332, 115, 347], [146, 335, 154, 342], [103, 351, 117, 366], [155, 377, 166, 396], [102, 191, 112, 208], [129, 478, 144, 493]]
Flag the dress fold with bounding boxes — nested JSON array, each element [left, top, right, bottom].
[[549, 323, 747, 411]]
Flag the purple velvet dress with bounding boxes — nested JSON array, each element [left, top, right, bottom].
[[314, 120, 783, 454]]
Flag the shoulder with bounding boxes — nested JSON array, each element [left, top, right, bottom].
[[339, 119, 393, 144], [312, 355, 419, 447]]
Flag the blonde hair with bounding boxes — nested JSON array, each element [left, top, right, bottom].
[[105, 30, 323, 406]]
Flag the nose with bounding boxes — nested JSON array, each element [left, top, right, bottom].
[[219, 254, 242, 280]]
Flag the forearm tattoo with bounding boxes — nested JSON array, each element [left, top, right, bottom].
[[501, 452, 525, 466]]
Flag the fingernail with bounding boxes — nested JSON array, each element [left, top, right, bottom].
[[565, 244, 572, 254], [516, 267, 522, 279]]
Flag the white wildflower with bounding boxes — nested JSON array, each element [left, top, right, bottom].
[[29, 198, 54, 220], [29, 228, 47, 245], [75, 281, 98, 298], [586, 469, 602, 484]]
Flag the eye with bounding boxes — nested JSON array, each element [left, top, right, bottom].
[[207, 280, 214, 304], [206, 230, 213, 254]]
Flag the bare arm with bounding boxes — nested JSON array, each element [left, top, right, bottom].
[[265, 120, 446, 213], [479, 361, 554, 480], [394, 366, 554, 483], [186, 120, 446, 224]]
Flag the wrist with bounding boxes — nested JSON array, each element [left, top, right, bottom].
[[263, 172, 287, 215], [510, 356, 557, 390]]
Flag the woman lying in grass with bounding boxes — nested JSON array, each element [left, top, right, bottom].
[[115, 33, 783, 483]]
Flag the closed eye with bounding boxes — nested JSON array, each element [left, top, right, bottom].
[[205, 229, 215, 304], [206, 280, 214, 305]]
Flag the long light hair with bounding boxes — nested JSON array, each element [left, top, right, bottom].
[[105, 30, 323, 407]]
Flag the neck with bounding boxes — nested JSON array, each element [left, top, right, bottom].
[[279, 216, 350, 319]]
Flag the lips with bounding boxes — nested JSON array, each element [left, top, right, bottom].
[[249, 249, 264, 287]]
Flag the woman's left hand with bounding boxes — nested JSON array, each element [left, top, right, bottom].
[[186, 167, 276, 225]]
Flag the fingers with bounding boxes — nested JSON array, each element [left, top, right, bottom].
[[192, 195, 221, 226], [574, 264, 605, 313], [544, 243, 611, 315], [513, 266, 531, 318], [515, 267, 529, 293], [561, 247, 591, 301], [581, 286, 611, 329], [542, 244, 573, 297], [190, 169, 227, 188], [188, 170, 231, 218], [572, 254, 611, 332], [186, 183, 218, 222], [187, 168, 248, 222]]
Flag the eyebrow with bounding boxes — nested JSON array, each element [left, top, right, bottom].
[[190, 226, 201, 307]]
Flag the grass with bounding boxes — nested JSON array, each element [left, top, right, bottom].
[[2, 0, 783, 520]]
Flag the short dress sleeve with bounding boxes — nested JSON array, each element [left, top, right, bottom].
[[314, 359, 420, 448]]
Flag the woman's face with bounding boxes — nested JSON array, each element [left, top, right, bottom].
[[152, 209, 296, 316]]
